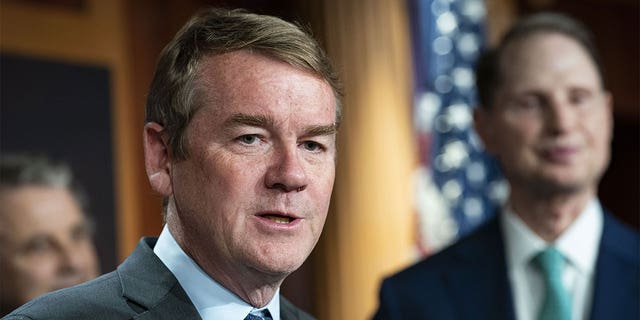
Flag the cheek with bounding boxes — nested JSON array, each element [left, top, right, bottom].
[[10, 256, 56, 290], [584, 116, 612, 165], [586, 111, 612, 140], [321, 168, 336, 200], [486, 125, 537, 167], [194, 159, 266, 220], [498, 118, 540, 146], [308, 156, 335, 184], [310, 165, 335, 214], [77, 242, 99, 271]]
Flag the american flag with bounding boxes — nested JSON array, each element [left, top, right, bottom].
[[407, 0, 507, 254]]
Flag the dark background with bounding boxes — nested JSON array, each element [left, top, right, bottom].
[[0, 53, 117, 274]]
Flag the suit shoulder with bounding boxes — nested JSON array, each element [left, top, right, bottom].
[[280, 296, 315, 320], [602, 213, 640, 265], [5, 271, 133, 320], [386, 219, 500, 285]]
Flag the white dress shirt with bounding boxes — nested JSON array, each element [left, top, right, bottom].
[[501, 199, 603, 320], [153, 225, 280, 320]]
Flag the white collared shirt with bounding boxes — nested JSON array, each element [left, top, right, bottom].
[[501, 199, 603, 320], [153, 225, 281, 320]]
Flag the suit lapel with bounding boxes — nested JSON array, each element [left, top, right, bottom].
[[589, 213, 640, 320], [444, 217, 516, 320], [117, 238, 319, 320], [118, 238, 201, 319], [133, 286, 201, 320]]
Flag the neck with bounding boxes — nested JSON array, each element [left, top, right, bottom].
[[204, 266, 283, 308], [509, 185, 594, 242], [167, 218, 285, 308]]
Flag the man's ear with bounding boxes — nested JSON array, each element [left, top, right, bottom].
[[473, 106, 497, 155], [143, 122, 173, 196]]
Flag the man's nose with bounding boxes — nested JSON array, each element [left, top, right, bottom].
[[57, 240, 89, 273], [546, 97, 577, 134], [264, 146, 308, 192]]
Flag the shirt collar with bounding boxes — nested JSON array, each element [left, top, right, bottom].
[[501, 198, 603, 274], [501, 205, 547, 271], [153, 225, 281, 320], [555, 199, 602, 274]]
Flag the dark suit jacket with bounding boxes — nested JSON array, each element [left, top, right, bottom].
[[373, 212, 639, 320], [4, 237, 314, 320]]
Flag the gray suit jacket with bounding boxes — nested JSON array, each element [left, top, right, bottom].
[[4, 238, 314, 320]]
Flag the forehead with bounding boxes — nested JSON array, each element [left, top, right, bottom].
[[499, 32, 601, 85], [193, 51, 335, 115], [0, 186, 84, 239]]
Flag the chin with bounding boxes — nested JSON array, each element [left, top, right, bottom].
[[533, 175, 592, 195], [266, 256, 306, 275], [250, 250, 309, 277], [258, 237, 315, 266]]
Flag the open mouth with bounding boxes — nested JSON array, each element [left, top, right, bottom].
[[260, 213, 295, 224]]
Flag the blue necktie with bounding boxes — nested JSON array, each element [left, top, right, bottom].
[[533, 247, 571, 320], [244, 309, 273, 320]]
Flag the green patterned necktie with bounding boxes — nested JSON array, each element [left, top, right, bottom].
[[532, 247, 572, 320]]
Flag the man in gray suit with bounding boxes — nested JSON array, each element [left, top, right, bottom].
[[5, 7, 342, 320]]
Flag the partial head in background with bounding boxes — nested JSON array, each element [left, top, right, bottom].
[[475, 12, 606, 110], [142, 8, 341, 307], [0, 154, 99, 315], [473, 12, 612, 203]]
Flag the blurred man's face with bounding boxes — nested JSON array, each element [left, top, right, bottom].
[[475, 33, 612, 197], [153, 51, 336, 289], [0, 186, 99, 309]]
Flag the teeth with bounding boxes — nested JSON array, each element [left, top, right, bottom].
[[266, 216, 291, 224]]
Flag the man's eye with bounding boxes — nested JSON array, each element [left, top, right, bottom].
[[301, 141, 323, 152], [517, 96, 544, 110], [23, 237, 53, 255], [71, 224, 92, 242], [569, 90, 592, 106], [238, 134, 260, 145]]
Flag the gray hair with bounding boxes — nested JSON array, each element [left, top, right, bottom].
[[0, 154, 88, 212]]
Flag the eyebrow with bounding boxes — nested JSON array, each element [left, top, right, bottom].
[[225, 113, 337, 136], [303, 124, 337, 137], [225, 113, 274, 128]]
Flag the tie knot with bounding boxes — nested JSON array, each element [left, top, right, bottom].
[[533, 247, 564, 276], [245, 309, 273, 320]]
